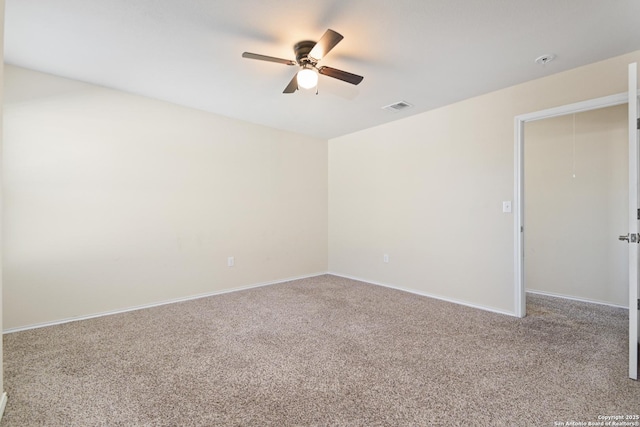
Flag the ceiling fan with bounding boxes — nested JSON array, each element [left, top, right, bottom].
[[242, 29, 364, 94]]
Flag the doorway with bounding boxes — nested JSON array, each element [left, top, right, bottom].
[[513, 92, 629, 318], [523, 105, 628, 307]]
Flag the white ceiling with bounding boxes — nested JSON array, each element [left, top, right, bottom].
[[5, 0, 640, 139]]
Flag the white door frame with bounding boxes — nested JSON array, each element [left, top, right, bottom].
[[513, 92, 631, 318]]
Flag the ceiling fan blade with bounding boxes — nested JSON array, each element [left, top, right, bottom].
[[308, 29, 344, 61], [318, 66, 364, 85], [242, 52, 296, 66], [283, 73, 299, 93]]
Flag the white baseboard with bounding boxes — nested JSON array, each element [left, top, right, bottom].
[[526, 289, 627, 309], [328, 272, 517, 317], [0, 392, 7, 422], [3, 272, 329, 334]]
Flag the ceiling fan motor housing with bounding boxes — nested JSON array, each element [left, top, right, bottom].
[[294, 41, 317, 65]]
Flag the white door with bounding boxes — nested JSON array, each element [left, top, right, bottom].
[[628, 62, 639, 380]]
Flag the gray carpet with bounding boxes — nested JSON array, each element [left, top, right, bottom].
[[2, 275, 638, 426]]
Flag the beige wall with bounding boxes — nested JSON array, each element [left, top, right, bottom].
[[328, 50, 640, 314], [3, 65, 328, 330], [524, 105, 627, 306]]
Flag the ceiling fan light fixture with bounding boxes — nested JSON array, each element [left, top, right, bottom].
[[297, 67, 318, 89], [242, 29, 363, 94]]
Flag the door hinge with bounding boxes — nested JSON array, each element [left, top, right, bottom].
[[638, 298, 640, 311], [637, 118, 640, 130], [637, 208, 639, 220]]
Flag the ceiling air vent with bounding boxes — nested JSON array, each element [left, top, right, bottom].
[[382, 100, 413, 112]]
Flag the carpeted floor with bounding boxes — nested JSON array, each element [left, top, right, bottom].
[[1, 274, 638, 426]]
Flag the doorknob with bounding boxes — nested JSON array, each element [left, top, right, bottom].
[[620, 234, 630, 242]]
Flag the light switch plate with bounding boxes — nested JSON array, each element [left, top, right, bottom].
[[502, 201, 512, 213]]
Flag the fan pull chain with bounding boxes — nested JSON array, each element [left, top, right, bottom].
[[572, 114, 576, 178]]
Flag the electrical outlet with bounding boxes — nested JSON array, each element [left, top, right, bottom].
[[383, 254, 389, 263], [227, 256, 234, 267]]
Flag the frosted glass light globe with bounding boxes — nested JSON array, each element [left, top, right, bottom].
[[297, 68, 318, 89]]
